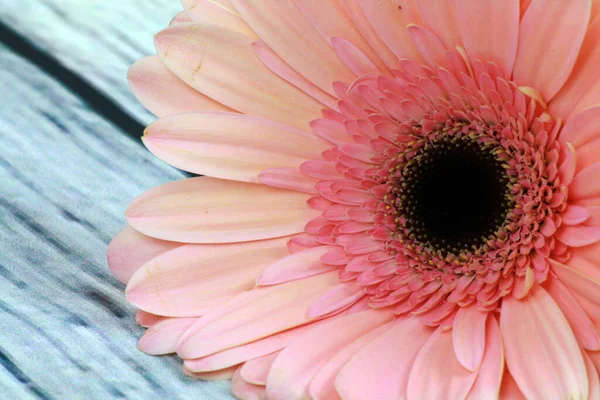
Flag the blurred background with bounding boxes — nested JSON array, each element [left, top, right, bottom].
[[0, 1, 232, 398]]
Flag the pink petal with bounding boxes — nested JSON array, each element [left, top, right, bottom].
[[570, 163, 600, 201], [177, 271, 340, 359], [454, 0, 519, 77], [574, 138, 600, 173], [308, 323, 393, 400], [232, 368, 268, 400], [240, 352, 279, 385], [550, 259, 600, 320], [555, 225, 600, 247], [562, 205, 591, 225], [143, 112, 327, 181], [300, 160, 344, 180], [513, 0, 592, 101], [407, 327, 478, 400], [407, 24, 447, 68], [499, 370, 527, 400], [257, 245, 336, 286], [185, 365, 237, 380], [558, 142, 577, 186], [126, 177, 319, 243], [266, 309, 393, 400], [251, 40, 339, 110], [357, 0, 422, 62], [341, 0, 401, 70], [107, 225, 180, 284], [181, 0, 257, 38], [335, 317, 434, 400], [306, 281, 365, 319], [184, 319, 328, 372], [232, 0, 355, 97], [513, 266, 535, 299], [545, 274, 600, 351], [566, 242, 600, 281], [259, 168, 318, 194], [584, 351, 600, 400], [169, 11, 192, 25], [550, 18, 600, 119], [452, 306, 488, 371], [293, 0, 389, 73], [501, 286, 589, 400], [128, 56, 233, 117], [135, 310, 163, 327], [137, 317, 197, 355], [560, 105, 600, 148], [154, 23, 322, 129], [126, 238, 290, 317], [331, 36, 379, 76], [589, 350, 600, 373], [416, 0, 462, 49], [467, 316, 504, 400]]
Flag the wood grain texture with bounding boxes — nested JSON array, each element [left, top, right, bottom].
[[0, 1, 238, 398], [0, 0, 182, 126]]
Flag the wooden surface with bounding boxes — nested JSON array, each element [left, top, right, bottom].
[[0, 1, 233, 398]]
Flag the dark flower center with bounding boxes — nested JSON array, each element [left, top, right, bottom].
[[396, 135, 512, 255]]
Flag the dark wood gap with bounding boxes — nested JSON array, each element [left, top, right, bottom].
[[0, 21, 194, 177], [0, 21, 145, 144]]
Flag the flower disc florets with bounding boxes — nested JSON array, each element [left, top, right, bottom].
[[305, 54, 570, 324]]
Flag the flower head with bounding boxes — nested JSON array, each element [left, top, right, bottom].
[[109, 1, 600, 399]]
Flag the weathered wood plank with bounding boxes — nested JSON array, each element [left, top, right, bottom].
[[0, 44, 233, 399], [1, 0, 182, 125]]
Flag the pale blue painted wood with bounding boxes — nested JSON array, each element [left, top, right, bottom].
[[0, 1, 237, 398]]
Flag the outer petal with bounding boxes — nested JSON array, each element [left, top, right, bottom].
[[143, 112, 327, 182], [570, 163, 600, 201], [154, 23, 323, 129], [293, 0, 388, 72], [126, 177, 319, 243], [545, 274, 600, 351], [498, 370, 526, 400], [240, 352, 279, 385], [107, 225, 180, 284], [454, 0, 519, 77], [407, 327, 478, 400], [452, 306, 488, 371], [550, 260, 600, 320], [555, 225, 600, 247], [137, 317, 197, 355], [550, 18, 600, 119], [176, 271, 340, 359], [584, 351, 600, 400], [181, 0, 257, 38], [560, 105, 600, 148], [467, 316, 504, 400], [257, 246, 336, 286], [341, 0, 402, 70], [407, 25, 447, 68], [513, 0, 591, 101], [308, 323, 393, 400], [266, 309, 393, 400], [416, 0, 461, 49], [232, 368, 268, 400], [125, 237, 290, 316], [231, 0, 355, 97], [501, 286, 589, 400], [335, 317, 434, 400], [357, 0, 422, 62], [184, 319, 329, 373], [258, 168, 319, 194], [127, 56, 233, 117]]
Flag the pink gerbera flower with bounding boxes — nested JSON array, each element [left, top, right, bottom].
[[107, 0, 600, 398]]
